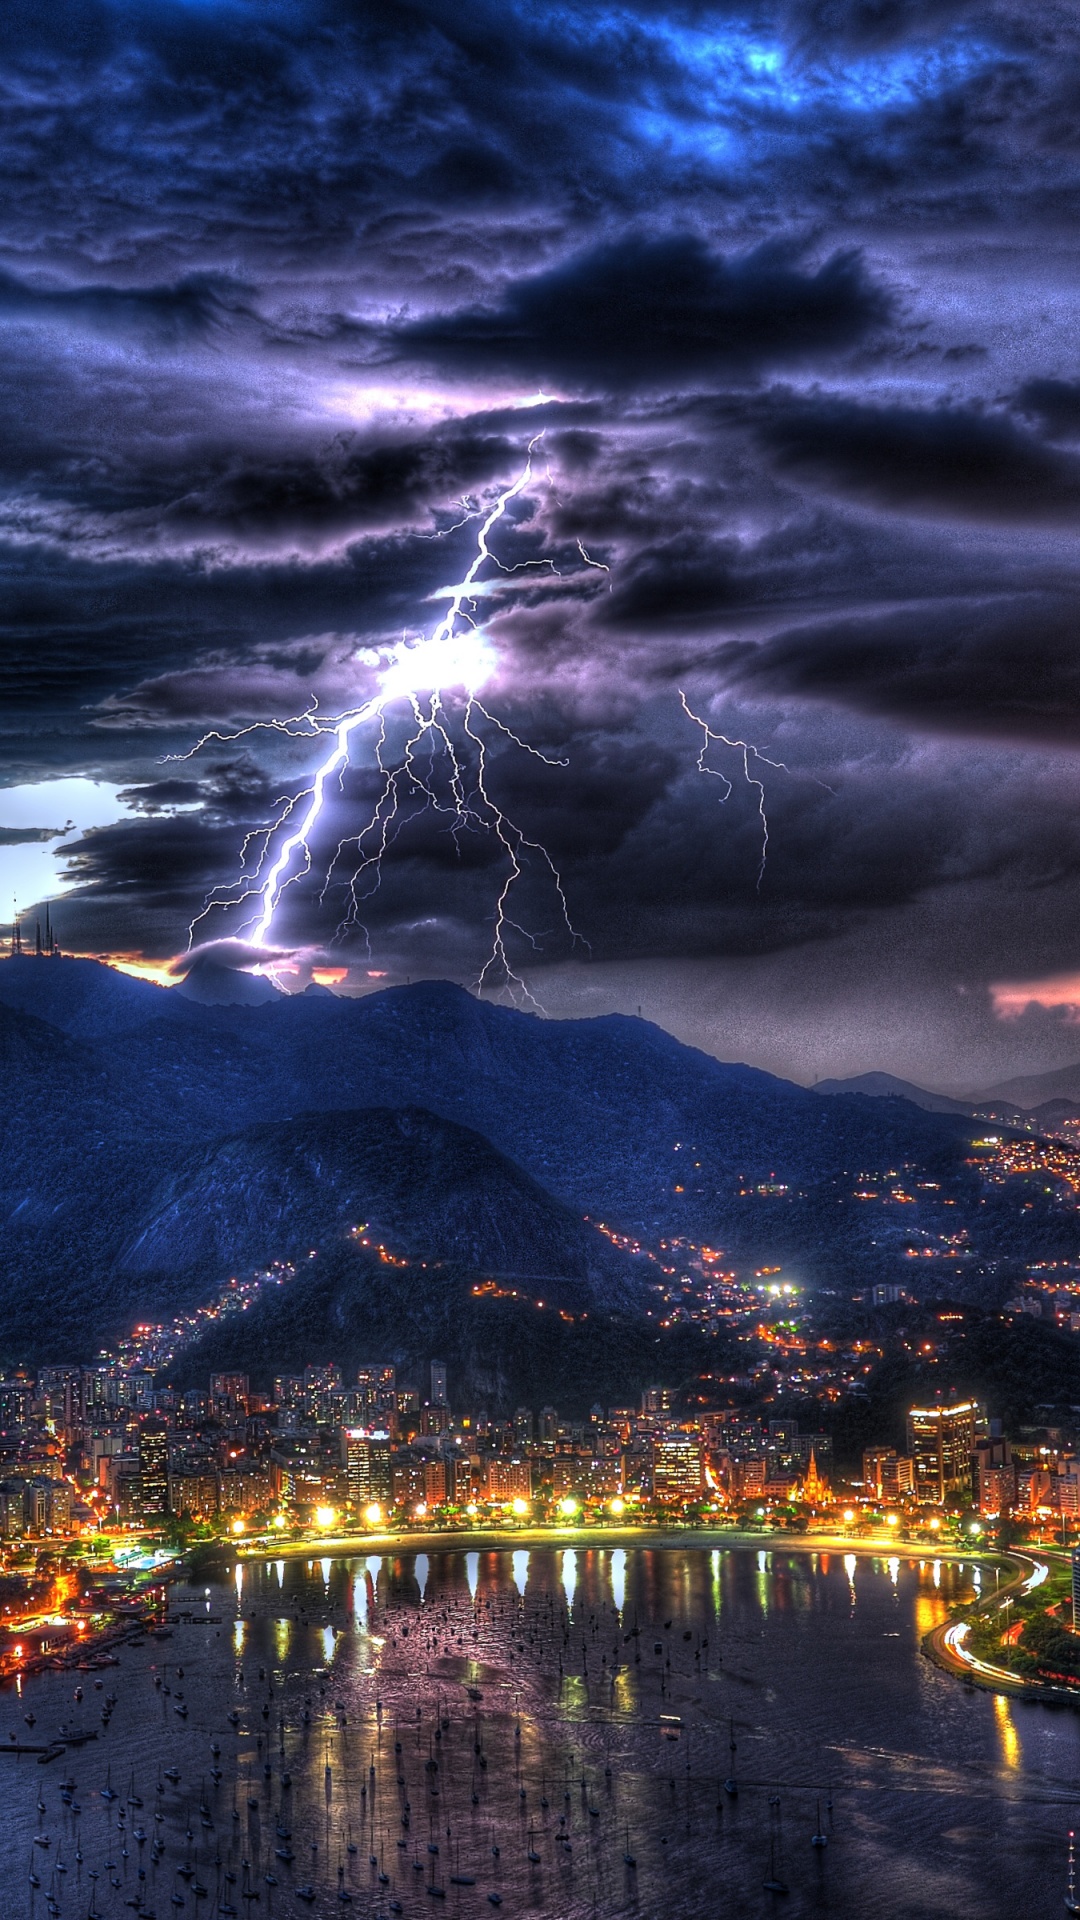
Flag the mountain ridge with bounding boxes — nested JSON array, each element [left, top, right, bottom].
[[0, 956, 1067, 1367]]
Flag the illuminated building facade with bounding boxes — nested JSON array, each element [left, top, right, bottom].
[[342, 1429, 391, 1506], [138, 1424, 169, 1519], [906, 1402, 980, 1504], [652, 1433, 704, 1502]]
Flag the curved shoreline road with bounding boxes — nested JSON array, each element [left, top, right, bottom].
[[233, 1521, 1004, 1563], [921, 1549, 1080, 1704], [222, 1524, 1076, 1709]]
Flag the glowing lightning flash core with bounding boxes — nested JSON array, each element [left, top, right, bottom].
[[188, 440, 584, 1003]]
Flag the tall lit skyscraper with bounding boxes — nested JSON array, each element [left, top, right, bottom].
[[906, 1402, 980, 1504]]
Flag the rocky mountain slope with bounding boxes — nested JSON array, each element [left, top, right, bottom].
[[0, 955, 1067, 1365]]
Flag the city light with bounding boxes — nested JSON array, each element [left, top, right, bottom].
[[314, 1506, 336, 1530], [231, 1519, 245, 1535], [466, 1503, 478, 1518], [842, 1508, 854, 1523], [414, 1503, 428, 1519], [511, 1498, 529, 1517], [363, 1503, 383, 1526], [558, 1497, 579, 1517], [609, 1496, 626, 1515], [886, 1514, 899, 1528], [272, 1513, 287, 1529]]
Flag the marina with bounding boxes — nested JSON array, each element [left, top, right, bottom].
[[1, 1545, 1079, 1917]]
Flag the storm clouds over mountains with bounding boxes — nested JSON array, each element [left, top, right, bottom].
[[4, 1, 1080, 1086]]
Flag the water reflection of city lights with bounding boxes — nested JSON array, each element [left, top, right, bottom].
[[612, 1547, 627, 1614]]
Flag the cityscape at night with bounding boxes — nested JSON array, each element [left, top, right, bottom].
[[8, 0, 1080, 1911]]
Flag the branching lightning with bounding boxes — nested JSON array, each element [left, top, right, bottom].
[[181, 439, 830, 997], [185, 437, 587, 1004], [679, 690, 831, 892]]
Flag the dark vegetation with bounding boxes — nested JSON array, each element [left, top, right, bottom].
[[170, 1241, 722, 1412], [0, 958, 1075, 1414]]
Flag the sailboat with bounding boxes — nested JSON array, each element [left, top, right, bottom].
[[723, 1720, 738, 1797], [1066, 1830, 1080, 1915], [763, 1834, 789, 1895]]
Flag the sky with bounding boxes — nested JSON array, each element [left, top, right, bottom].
[[2, 0, 1080, 1091]]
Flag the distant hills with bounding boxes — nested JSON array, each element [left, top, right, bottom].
[[812, 1071, 979, 1116], [816, 1066, 1080, 1134], [0, 955, 1075, 1386], [970, 1061, 1080, 1111]]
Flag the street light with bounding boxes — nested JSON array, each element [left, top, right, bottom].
[[559, 1497, 579, 1518], [363, 1503, 383, 1527]]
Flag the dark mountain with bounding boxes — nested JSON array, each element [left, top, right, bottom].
[[1030, 1098, 1080, 1131], [971, 1061, 1080, 1109], [121, 1105, 637, 1312], [0, 954, 1069, 1366], [175, 954, 282, 1007], [813, 1071, 979, 1115], [0, 953, 187, 1040]]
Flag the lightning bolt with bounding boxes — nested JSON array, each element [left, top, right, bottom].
[[679, 690, 832, 893], [186, 438, 587, 1004], [183, 447, 828, 993]]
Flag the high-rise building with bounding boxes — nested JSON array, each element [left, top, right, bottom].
[[882, 1454, 915, 1501], [863, 1446, 897, 1499], [138, 1424, 169, 1519], [210, 1373, 249, 1414], [430, 1361, 448, 1409], [652, 1433, 704, 1502], [424, 1458, 447, 1507], [341, 1429, 392, 1507], [485, 1457, 532, 1502], [0, 1378, 33, 1431], [906, 1402, 980, 1504], [357, 1366, 397, 1418]]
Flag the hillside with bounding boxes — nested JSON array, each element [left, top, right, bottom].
[[0, 955, 1072, 1363], [121, 1105, 637, 1311], [171, 1240, 715, 1413]]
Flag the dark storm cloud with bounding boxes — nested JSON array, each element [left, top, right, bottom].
[[393, 238, 891, 389], [0, 268, 252, 346], [757, 398, 1080, 524], [1014, 378, 1080, 440], [725, 595, 1080, 746], [780, 0, 978, 50], [5, 0, 1080, 1085], [0, 825, 69, 846]]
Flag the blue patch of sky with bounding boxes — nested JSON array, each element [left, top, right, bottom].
[[626, 17, 998, 153]]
